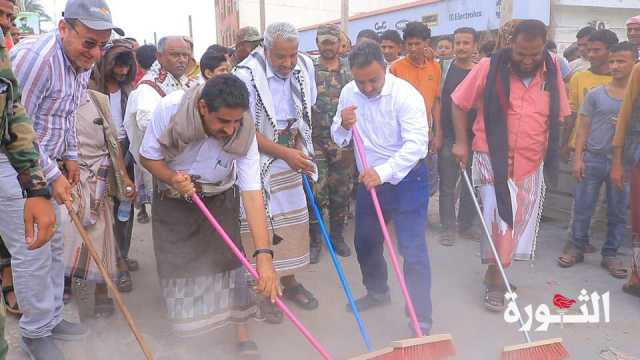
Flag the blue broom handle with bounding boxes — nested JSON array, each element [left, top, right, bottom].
[[302, 175, 374, 352]]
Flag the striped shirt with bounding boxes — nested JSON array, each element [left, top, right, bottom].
[[11, 31, 91, 180]]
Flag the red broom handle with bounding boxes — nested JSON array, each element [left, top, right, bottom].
[[351, 127, 423, 337], [190, 194, 333, 360]]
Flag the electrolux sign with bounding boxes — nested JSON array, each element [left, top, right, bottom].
[[298, 0, 503, 51]]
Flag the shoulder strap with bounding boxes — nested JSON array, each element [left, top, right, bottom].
[[87, 90, 111, 123], [87, 90, 127, 199], [138, 80, 167, 97]]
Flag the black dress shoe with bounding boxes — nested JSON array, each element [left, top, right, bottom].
[[310, 244, 321, 264], [346, 291, 391, 312], [309, 224, 322, 264], [332, 240, 352, 257]]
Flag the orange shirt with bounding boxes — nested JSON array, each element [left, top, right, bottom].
[[451, 58, 571, 181], [390, 57, 441, 123]]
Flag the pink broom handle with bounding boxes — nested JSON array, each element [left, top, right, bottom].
[[190, 193, 333, 360], [351, 127, 423, 337]]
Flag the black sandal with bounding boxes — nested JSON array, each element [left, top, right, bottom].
[[484, 283, 506, 312], [117, 271, 133, 293], [63, 277, 73, 304], [94, 295, 115, 317], [137, 209, 150, 224], [258, 298, 283, 324], [2, 285, 21, 315], [125, 258, 139, 272], [623, 282, 640, 298], [283, 284, 319, 310], [237, 340, 259, 360]]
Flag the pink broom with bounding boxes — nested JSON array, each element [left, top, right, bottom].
[[190, 193, 333, 360], [350, 127, 455, 360]]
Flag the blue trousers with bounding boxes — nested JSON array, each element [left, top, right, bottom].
[[570, 152, 629, 257], [354, 161, 432, 330]]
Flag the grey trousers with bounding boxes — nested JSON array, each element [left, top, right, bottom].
[[0, 154, 64, 338], [437, 140, 477, 232]]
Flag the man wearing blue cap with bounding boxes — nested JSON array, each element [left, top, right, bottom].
[[9, 0, 122, 358]]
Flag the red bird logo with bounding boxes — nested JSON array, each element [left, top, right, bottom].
[[553, 294, 577, 309]]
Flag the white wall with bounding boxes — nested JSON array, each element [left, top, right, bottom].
[[238, 0, 415, 30], [551, 4, 639, 52]]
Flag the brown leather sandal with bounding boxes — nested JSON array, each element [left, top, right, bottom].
[[558, 242, 584, 268], [601, 257, 628, 279]]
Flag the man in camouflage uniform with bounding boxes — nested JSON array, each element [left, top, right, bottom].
[[309, 24, 354, 263], [0, 24, 57, 360]]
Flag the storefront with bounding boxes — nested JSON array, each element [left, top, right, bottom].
[[297, 0, 639, 52], [297, 0, 551, 51]]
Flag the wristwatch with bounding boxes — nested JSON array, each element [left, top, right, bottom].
[[252, 248, 274, 258], [23, 187, 52, 199]]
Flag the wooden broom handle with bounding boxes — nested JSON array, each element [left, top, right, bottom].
[[64, 201, 153, 360]]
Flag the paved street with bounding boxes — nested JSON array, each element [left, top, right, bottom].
[[6, 197, 640, 360]]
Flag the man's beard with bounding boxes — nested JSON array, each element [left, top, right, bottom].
[[110, 74, 128, 85], [320, 50, 336, 60], [510, 60, 541, 78]]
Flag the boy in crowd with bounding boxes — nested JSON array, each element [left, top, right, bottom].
[[562, 29, 619, 157], [559, 42, 638, 276], [436, 36, 454, 62], [380, 29, 402, 64], [200, 49, 231, 80]]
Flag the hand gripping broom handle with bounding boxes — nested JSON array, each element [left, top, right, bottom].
[[351, 127, 423, 337], [64, 202, 153, 360], [302, 175, 374, 352], [190, 194, 333, 360], [459, 168, 532, 343]]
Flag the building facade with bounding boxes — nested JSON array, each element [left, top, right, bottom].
[[214, 0, 410, 45], [214, 0, 640, 51], [215, 0, 240, 46]]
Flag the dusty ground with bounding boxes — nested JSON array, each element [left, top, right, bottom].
[[5, 197, 640, 360]]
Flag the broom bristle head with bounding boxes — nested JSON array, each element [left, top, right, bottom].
[[348, 347, 394, 360], [390, 334, 456, 360], [502, 338, 569, 360]]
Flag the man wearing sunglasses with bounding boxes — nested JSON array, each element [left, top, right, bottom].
[[10, 0, 122, 358]]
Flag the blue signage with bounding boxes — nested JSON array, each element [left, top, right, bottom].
[[298, 0, 550, 51]]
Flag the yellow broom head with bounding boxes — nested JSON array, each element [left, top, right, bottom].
[[388, 334, 456, 360], [502, 338, 569, 360]]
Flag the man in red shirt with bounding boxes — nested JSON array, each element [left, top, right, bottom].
[[451, 20, 570, 312]]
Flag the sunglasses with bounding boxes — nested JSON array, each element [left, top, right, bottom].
[[67, 21, 112, 51]]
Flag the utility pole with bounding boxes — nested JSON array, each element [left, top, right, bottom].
[[500, 0, 513, 26], [259, 0, 266, 33], [188, 15, 194, 42], [154, 32, 157, 46], [341, 0, 349, 35], [52, 0, 58, 24]]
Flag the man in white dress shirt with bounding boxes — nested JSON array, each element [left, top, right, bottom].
[[331, 41, 432, 335], [139, 74, 278, 355]]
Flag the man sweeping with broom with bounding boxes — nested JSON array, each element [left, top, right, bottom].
[[450, 19, 570, 313], [331, 41, 432, 336], [450, 19, 571, 359], [139, 74, 279, 358]]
